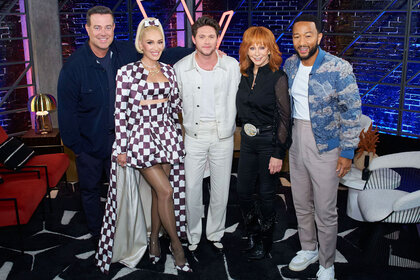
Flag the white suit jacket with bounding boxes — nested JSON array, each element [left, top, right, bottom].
[[174, 51, 241, 139]]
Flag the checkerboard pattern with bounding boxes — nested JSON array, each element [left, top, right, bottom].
[[95, 61, 186, 274]]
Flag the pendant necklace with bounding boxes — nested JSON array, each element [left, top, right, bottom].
[[142, 59, 160, 76]]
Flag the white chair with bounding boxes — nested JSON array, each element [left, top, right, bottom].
[[355, 151, 420, 267], [357, 151, 420, 223], [360, 114, 372, 133]]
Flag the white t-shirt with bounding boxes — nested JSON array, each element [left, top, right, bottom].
[[196, 64, 216, 121], [291, 62, 312, 120]]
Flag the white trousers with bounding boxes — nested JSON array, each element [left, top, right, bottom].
[[184, 121, 234, 245]]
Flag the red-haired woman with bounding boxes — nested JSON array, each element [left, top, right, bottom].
[[236, 26, 292, 260]]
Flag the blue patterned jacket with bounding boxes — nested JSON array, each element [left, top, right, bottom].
[[284, 48, 362, 159]]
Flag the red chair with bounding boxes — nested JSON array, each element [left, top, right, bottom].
[[0, 126, 69, 208], [0, 126, 70, 252], [0, 125, 7, 144], [25, 153, 70, 203], [0, 171, 47, 226], [0, 166, 48, 253]]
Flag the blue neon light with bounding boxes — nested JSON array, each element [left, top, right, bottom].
[[276, 11, 303, 42]]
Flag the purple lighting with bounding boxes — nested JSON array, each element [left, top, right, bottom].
[[19, 0, 35, 127]]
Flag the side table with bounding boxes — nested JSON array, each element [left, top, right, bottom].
[[340, 167, 366, 221], [21, 128, 63, 154]]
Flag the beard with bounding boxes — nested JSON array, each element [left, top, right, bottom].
[[197, 46, 216, 57], [295, 42, 319, 61]]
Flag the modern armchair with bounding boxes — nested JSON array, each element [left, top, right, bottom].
[[360, 114, 372, 133], [0, 126, 70, 253], [0, 126, 69, 207], [0, 171, 48, 226], [354, 151, 420, 266], [0, 166, 48, 253], [357, 151, 420, 223]]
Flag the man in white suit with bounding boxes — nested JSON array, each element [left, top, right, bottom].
[[174, 16, 240, 253]]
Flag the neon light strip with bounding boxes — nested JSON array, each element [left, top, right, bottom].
[[18, 0, 35, 127], [276, 11, 303, 42], [217, 10, 234, 49], [135, 0, 232, 49], [177, 3, 185, 46], [180, 0, 195, 25], [237, 0, 246, 9], [195, 0, 202, 19], [255, 0, 263, 9], [340, 11, 385, 55], [136, 0, 148, 18], [363, 62, 402, 96]]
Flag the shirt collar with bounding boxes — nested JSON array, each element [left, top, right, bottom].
[[246, 62, 271, 76], [186, 50, 227, 72], [85, 40, 115, 66]]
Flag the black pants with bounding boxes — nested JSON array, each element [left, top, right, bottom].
[[237, 130, 277, 219], [75, 133, 114, 237]]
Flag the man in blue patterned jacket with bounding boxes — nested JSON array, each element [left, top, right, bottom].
[[283, 14, 361, 280]]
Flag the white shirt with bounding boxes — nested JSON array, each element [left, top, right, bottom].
[[291, 62, 312, 120], [196, 63, 216, 121], [174, 51, 241, 139]]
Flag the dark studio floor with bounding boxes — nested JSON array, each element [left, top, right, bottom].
[[0, 174, 419, 280]]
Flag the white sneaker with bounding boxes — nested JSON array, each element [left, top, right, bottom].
[[188, 244, 198, 252], [316, 265, 334, 280], [288, 249, 319, 271], [212, 241, 223, 249]]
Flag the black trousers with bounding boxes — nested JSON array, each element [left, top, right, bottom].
[[75, 133, 114, 237], [237, 130, 277, 219]]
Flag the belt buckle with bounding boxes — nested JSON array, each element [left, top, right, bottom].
[[244, 123, 258, 137]]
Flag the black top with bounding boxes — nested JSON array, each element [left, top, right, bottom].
[[58, 40, 139, 158], [97, 51, 115, 131], [236, 64, 292, 159]]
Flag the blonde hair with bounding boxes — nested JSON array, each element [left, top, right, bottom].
[[135, 17, 165, 53], [239, 26, 282, 76]]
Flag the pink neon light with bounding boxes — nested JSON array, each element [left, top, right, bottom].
[[195, 0, 202, 19], [136, 0, 148, 18], [135, 0, 233, 49], [180, 0, 194, 25], [177, 4, 185, 46], [19, 0, 35, 127], [217, 10, 234, 49]]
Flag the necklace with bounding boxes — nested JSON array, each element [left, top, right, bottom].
[[142, 59, 159, 69], [147, 68, 161, 76], [142, 59, 161, 76]]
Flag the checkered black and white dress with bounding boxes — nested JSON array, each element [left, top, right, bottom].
[[95, 61, 187, 274]]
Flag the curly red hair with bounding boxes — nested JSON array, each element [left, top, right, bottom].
[[239, 26, 282, 76]]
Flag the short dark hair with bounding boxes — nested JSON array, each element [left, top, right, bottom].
[[293, 14, 322, 33], [192, 16, 220, 37], [86, 6, 114, 26]]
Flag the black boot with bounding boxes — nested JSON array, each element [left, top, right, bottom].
[[241, 208, 260, 253], [247, 216, 274, 260]]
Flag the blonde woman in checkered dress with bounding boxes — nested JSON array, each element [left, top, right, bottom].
[[95, 18, 191, 273]]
